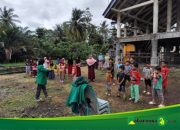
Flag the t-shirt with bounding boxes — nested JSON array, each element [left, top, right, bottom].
[[105, 55, 110, 62], [161, 66, 169, 80], [36, 65, 49, 85], [98, 55, 104, 61], [152, 74, 163, 90], [130, 70, 141, 85], [117, 72, 125, 86], [43, 59, 49, 69], [116, 63, 123, 70], [124, 65, 132, 75], [143, 67, 153, 79], [106, 72, 112, 82]]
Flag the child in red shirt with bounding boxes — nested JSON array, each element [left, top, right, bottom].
[[161, 61, 169, 94], [129, 63, 141, 103]]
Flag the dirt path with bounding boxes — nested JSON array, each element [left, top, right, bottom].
[[0, 67, 180, 117]]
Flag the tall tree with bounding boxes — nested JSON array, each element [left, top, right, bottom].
[[65, 8, 87, 42], [0, 26, 32, 62], [0, 6, 20, 27], [36, 28, 45, 39], [54, 24, 66, 43], [99, 21, 109, 44]]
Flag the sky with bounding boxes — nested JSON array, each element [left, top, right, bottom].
[[1, 0, 111, 30]]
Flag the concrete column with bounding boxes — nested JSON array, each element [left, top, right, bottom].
[[134, 20, 137, 36], [166, 0, 172, 32], [151, 39, 158, 66], [153, 0, 159, 34], [177, 0, 180, 31], [115, 43, 120, 64], [124, 27, 127, 37], [117, 13, 121, 38], [151, 0, 159, 66]]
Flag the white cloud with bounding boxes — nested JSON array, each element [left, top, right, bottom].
[[1, 0, 111, 30]]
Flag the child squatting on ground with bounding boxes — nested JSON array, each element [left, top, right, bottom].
[[35, 59, 51, 102], [105, 67, 113, 96], [129, 63, 141, 103], [116, 65, 126, 100], [149, 66, 165, 108]]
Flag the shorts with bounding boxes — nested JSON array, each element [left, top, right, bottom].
[[125, 75, 130, 82], [145, 79, 152, 87], [106, 82, 112, 90], [118, 85, 125, 92]]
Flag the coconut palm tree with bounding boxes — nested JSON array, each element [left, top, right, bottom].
[[0, 26, 32, 62], [0, 6, 20, 27], [65, 8, 87, 42], [54, 24, 66, 43], [99, 21, 109, 44]]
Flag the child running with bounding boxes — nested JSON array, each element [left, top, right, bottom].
[[143, 63, 153, 95], [149, 66, 165, 108], [129, 63, 141, 103], [116, 65, 126, 100], [35, 59, 51, 102], [105, 67, 113, 96]]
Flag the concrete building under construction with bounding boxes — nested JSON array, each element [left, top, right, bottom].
[[103, 0, 180, 66]]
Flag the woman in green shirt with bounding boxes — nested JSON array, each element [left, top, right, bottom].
[[35, 59, 50, 101]]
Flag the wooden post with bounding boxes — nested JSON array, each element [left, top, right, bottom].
[[117, 13, 121, 38], [151, 0, 159, 66], [166, 0, 172, 32]]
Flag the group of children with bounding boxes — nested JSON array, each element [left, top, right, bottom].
[[25, 59, 38, 78], [105, 59, 169, 108], [33, 57, 83, 101]]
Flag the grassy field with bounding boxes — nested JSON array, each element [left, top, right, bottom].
[[0, 67, 180, 118], [0, 62, 24, 67]]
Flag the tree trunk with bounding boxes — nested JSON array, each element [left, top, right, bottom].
[[4, 48, 12, 63]]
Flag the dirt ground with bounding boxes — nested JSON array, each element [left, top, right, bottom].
[[0, 67, 180, 118]]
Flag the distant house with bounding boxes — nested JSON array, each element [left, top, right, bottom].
[[103, 0, 180, 66]]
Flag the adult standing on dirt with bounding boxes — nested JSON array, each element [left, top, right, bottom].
[[35, 58, 51, 102], [86, 55, 96, 82]]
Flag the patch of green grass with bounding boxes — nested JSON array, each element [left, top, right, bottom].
[[1, 88, 36, 117], [0, 62, 24, 68]]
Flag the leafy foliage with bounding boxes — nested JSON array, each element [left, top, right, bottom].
[[0, 6, 112, 63]]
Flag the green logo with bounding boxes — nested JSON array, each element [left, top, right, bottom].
[[158, 117, 166, 126]]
